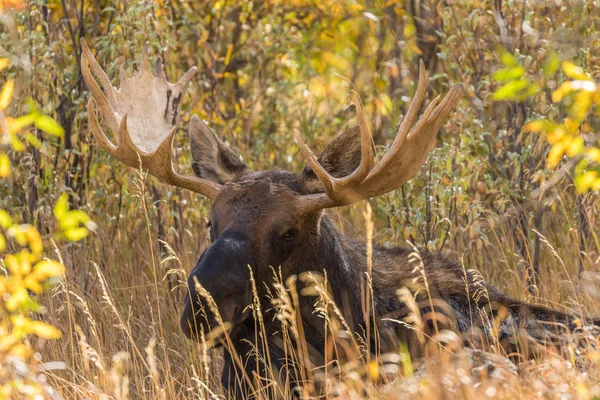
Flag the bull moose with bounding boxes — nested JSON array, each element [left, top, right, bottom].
[[80, 41, 597, 398]]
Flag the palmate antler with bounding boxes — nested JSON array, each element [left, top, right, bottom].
[[295, 60, 462, 213], [82, 41, 460, 212], [80, 40, 221, 199]]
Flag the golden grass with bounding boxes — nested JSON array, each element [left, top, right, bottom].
[[39, 173, 600, 399]]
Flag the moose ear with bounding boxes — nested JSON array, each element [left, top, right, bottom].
[[189, 115, 248, 184], [301, 125, 365, 191]]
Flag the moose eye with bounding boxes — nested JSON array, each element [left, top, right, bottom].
[[281, 228, 297, 242]]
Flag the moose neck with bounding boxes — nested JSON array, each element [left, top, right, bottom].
[[288, 213, 368, 334]]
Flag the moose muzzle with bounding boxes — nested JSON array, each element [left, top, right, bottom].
[[180, 231, 253, 340]]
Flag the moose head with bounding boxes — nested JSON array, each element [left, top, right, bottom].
[[80, 41, 461, 343]]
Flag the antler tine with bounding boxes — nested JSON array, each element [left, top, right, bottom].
[[378, 94, 441, 167], [294, 129, 336, 198], [81, 40, 117, 107], [177, 65, 197, 89], [81, 40, 222, 199], [297, 60, 462, 212], [391, 59, 428, 152], [81, 40, 119, 134], [429, 85, 463, 126], [344, 92, 374, 185], [294, 91, 374, 203], [87, 98, 117, 154]]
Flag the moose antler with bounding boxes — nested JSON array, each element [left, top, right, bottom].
[[81, 40, 221, 199], [296, 60, 462, 212]]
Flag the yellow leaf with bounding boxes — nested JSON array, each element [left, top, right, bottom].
[[563, 118, 579, 134], [522, 119, 557, 133], [0, 79, 14, 110], [5, 254, 20, 276], [0, 234, 5, 252], [5, 287, 29, 311], [0, 333, 20, 352], [562, 61, 588, 80], [64, 227, 90, 241], [9, 133, 26, 151], [7, 225, 27, 246], [0, 277, 6, 294], [547, 142, 566, 168], [24, 276, 43, 294], [379, 93, 393, 117], [9, 343, 32, 358], [575, 170, 598, 193], [571, 90, 593, 121], [8, 114, 36, 133], [35, 115, 64, 137], [59, 210, 91, 230], [0, 58, 9, 72], [0, 152, 11, 177], [404, 23, 416, 38], [24, 225, 43, 254], [552, 81, 573, 102], [30, 321, 62, 339], [11, 314, 30, 329], [500, 51, 519, 68], [0, 209, 11, 228], [23, 132, 43, 149], [566, 136, 584, 157], [224, 44, 234, 66], [53, 193, 69, 220], [32, 259, 65, 280], [17, 251, 32, 275], [586, 147, 600, 163]]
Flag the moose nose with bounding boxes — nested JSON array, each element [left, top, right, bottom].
[[181, 230, 253, 339]]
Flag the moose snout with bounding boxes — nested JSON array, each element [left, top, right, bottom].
[[180, 231, 253, 340]]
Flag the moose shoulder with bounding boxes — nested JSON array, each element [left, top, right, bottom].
[[81, 42, 597, 398]]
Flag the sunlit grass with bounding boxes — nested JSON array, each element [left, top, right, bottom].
[[37, 172, 600, 399]]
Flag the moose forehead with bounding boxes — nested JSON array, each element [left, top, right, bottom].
[[209, 171, 309, 229]]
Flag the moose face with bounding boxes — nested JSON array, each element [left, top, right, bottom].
[[180, 173, 316, 340]]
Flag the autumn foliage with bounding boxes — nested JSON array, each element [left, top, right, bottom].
[[1, 0, 599, 398]]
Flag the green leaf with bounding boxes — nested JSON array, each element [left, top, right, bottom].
[[23, 132, 43, 149], [35, 115, 65, 137], [492, 66, 525, 82], [542, 51, 560, 77], [500, 51, 518, 67], [493, 79, 529, 100]]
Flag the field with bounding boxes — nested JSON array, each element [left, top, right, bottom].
[[1, 0, 600, 399]]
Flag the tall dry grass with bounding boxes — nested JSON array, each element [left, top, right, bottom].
[[36, 165, 600, 399]]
